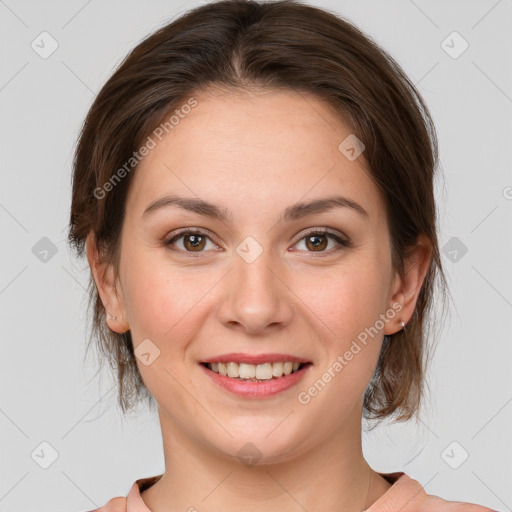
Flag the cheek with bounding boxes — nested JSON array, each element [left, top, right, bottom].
[[119, 251, 209, 401], [120, 246, 218, 348], [300, 260, 389, 337], [296, 278, 385, 422], [295, 257, 389, 389]]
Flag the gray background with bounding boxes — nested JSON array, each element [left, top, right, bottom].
[[1, 0, 511, 511]]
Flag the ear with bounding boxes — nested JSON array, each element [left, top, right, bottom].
[[384, 234, 432, 336], [86, 232, 130, 334]]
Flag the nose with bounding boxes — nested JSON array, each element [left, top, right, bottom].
[[216, 246, 294, 335]]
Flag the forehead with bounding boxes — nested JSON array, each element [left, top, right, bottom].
[[126, 88, 383, 221]]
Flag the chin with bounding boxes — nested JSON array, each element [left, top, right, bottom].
[[206, 422, 310, 466]]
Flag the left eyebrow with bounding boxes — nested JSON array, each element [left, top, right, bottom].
[[278, 195, 369, 223], [141, 194, 369, 223]]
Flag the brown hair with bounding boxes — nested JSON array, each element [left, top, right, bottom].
[[68, 0, 448, 422]]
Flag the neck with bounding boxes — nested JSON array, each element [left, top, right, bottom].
[[141, 406, 392, 511]]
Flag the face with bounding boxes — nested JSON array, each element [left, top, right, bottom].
[[91, 88, 426, 464]]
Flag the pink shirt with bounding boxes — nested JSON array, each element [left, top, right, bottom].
[[93, 472, 497, 511]]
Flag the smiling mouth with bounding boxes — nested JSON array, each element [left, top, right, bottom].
[[201, 361, 311, 381]]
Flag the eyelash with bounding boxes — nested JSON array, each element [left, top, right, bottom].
[[164, 227, 351, 257]]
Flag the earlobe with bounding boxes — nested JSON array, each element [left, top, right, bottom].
[[385, 234, 432, 335], [85, 233, 130, 333]]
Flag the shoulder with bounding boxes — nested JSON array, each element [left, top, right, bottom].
[[367, 472, 496, 512], [89, 475, 160, 512], [416, 492, 496, 511], [88, 496, 127, 512]]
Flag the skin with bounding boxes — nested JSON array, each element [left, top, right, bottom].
[[87, 87, 432, 511]]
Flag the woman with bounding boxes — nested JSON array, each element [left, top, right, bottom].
[[68, 0, 497, 510]]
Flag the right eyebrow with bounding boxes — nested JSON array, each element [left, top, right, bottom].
[[142, 195, 232, 223]]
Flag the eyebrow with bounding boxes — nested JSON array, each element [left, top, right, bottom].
[[142, 194, 369, 223]]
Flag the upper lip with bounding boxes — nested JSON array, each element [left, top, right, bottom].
[[200, 353, 311, 365]]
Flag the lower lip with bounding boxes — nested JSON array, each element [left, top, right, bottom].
[[199, 364, 311, 398]]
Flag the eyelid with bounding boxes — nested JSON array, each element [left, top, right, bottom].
[[294, 226, 348, 243], [167, 227, 220, 242], [290, 227, 351, 253]]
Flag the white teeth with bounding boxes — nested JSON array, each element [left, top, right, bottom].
[[272, 362, 283, 377], [255, 363, 273, 380], [227, 362, 238, 378], [206, 361, 304, 380], [239, 363, 256, 379]]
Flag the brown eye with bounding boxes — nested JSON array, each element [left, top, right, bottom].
[[182, 233, 206, 251], [305, 234, 328, 251], [293, 229, 350, 254], [165, 229, 218, 253]]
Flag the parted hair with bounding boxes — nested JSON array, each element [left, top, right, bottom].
[[68, 0, 448, 423]]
